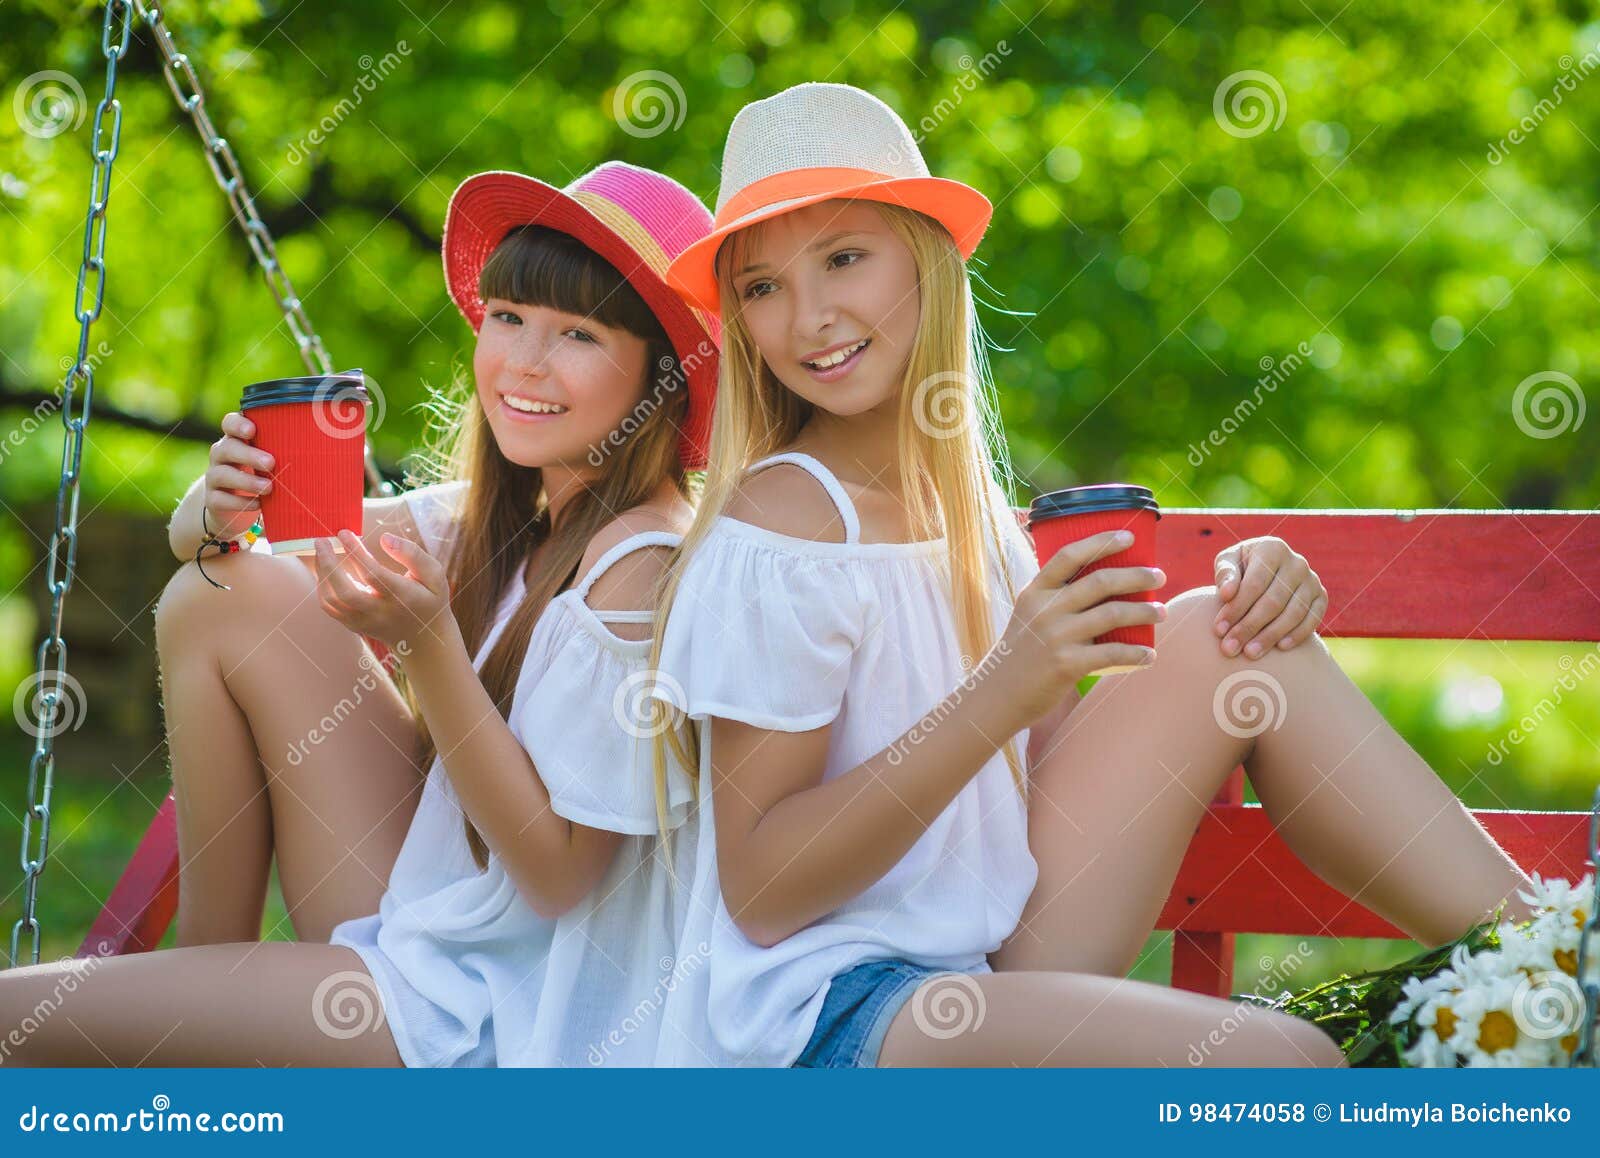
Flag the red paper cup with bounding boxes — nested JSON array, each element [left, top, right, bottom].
[[1026, 484, 1161, 674], [240, 371, 368, 555]]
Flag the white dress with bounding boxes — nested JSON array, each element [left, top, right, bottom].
[[648, 452, 1040, 1068], [328, 479, 697, 1067]]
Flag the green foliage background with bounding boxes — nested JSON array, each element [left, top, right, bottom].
[[0, 0, 1595, 999]]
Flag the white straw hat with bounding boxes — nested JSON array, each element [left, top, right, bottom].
[[665, 82, 993, 314]]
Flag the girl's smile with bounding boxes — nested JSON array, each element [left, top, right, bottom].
[[801, 337, 871, 382], [498, 393, 571, 421]]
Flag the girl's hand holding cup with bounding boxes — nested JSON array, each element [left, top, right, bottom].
[[989, 529, 1168, 731], [312, 529, 454, 654], [203, 410, 275, 539]]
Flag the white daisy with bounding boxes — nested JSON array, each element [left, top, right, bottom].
[[1517, 872, 1593, 929], [1448, 974, 1564, 1067]]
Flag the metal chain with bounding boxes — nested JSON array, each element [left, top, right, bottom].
[[1569, 784, 1599, 1066], [9, 0, 132, 969], [130, 0, 390, 497], [9, 1, 396, 968]]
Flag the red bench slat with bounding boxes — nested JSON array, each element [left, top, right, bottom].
[[1154, 509, 1600, 641]]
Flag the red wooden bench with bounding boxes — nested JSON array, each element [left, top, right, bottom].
[[81, 508, 1598, 1003], [1150, 507, 1596, 996]]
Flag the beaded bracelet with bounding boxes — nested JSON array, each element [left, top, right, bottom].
[[196, 504, 264, 591]]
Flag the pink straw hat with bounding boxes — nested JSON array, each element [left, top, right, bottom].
[[442, 161, 721, 470], [666, 83, 994, 315]]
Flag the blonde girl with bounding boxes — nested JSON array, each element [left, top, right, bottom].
[[0, 162, 713, 1067], [645, 83, 1535, 1069]]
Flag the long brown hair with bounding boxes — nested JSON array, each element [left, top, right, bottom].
[[648, 200, 1030, 826], [400, 224, 695, 871]]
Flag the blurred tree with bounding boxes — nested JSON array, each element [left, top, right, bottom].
[[0, 0, 1594, 962]]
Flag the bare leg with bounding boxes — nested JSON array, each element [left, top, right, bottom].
[[878, 970, 1346, 1067], [155, 551, 425, 946], [0, 943, 401, 1067], [993, 585, 1536, 979]]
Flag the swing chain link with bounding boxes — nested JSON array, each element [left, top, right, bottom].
[[1568, 785, 1599, 1066], [8, 0, 403, 969], [131, 1, 389, 496], [8, 0, 133, 969]]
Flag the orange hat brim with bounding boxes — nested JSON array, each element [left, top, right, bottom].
[[665, 169, 993, 316]]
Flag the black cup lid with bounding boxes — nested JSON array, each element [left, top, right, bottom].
[[1028, 484, 1160, 522], [241, 370, 366, 409]]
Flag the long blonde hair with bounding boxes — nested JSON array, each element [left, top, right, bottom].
[[399, 224, 695, 872], [647, 199, 1030, 830]]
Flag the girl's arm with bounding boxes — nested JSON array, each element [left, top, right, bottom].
[[397, 526, 671, 917], [169, 480, 421, 568], [711, 664, 1027, 949], [401, 624, 623, 917]]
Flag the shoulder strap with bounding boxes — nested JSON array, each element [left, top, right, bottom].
[[745, 452, 861, 545], [574, 530, 681, 625]]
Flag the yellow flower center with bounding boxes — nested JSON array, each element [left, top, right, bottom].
[[1561, 1033, 1578, 1056], [1477, 1010, 1519, 1053], [1435, 1006, 1458, 1039], [1555, 948, 1577, 976]]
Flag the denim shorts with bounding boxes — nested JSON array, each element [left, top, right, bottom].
[[792, 959, 977, 1069]]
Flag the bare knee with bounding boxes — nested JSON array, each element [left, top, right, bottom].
[[156, 552, 315, 651], [1154, 586, 1225, 652], [1154, 585, 1326, 666]]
